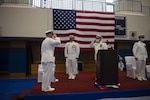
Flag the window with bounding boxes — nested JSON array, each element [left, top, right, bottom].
[[32, 0, 114, 12], [106, 4, 114, 12], [52, 0, 73, 9], [32, 0, 41, 7], [106, 0, 114, 12], [106, 0, 114, 3]]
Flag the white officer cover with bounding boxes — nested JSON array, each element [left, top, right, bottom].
[[125, 56, 136, 79], [146, 65, 150, 78], [38, 64, 43, 83]]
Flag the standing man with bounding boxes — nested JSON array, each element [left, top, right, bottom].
[[90, 34, 108, 62], [65, 35, 80, 79], [132, 34, 148, 81], [41, 30, 61, 92]]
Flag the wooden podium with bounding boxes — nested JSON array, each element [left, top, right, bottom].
[[96, 50, 118, 85]]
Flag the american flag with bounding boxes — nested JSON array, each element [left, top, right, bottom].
[[53, 9, 115, 50]]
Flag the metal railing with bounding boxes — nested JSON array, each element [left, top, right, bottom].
[[114, 0, 150, 16], [1, 0, 31, 4], [142, 6, 150, 16], [32, 0, 109, 12], [0, 0, 113, 12], [114, 0, 142, 13], [0, 0, 150, 15]]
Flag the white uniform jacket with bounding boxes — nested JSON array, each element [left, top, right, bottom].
[[132, 41, 148, 60], [65, 41, 80, 60], [90, 41, 108, 61], [41, 37, 61, 63]]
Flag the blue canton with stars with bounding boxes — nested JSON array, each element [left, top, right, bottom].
[[53, 9, 76, 30]]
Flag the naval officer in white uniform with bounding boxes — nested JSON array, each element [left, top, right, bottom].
[[65, 35, 80, 79], [41, 30, 61, 92], [90, 34, 108, 62], [132, 34, 148, 81]]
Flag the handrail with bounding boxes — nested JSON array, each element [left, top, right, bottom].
[[114, 0, 150, 16], [114, 0, 142, 13], [142, 6, 150, 16], [0, 0, 110, 12], [0, 0, 31, 4], [0, 0, 150, 16]]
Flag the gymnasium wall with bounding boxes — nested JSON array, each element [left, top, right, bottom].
[[0, 7, 150, 40], [0, 3, 150, 75], [0, 7, 52, 37]]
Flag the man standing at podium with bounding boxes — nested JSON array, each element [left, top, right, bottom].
[[132, 34, 148, 81], [90, 34, 108, 62]]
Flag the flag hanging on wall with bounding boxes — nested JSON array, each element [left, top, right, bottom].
[[53, 9, 115, 50]]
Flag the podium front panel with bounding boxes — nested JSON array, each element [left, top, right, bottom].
[[96, 50, 118, 85]]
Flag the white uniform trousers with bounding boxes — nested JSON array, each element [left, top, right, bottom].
[[66, 58, 78, 76], [136, 60, 146, 78], [41, 62, 55, 91]]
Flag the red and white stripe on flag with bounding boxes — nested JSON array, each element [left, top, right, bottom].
[[53, 9, 115, 51]]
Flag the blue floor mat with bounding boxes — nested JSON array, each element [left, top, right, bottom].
[[0, 78, 37, 100]]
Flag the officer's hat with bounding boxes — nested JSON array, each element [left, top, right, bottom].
[[45, 30, 53, 34], [138, 34, 144, 38]]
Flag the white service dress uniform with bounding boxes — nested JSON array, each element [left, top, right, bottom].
[[132, 41, 148, 79], [90, 41, 108, 61], [41, 37, 61, 91], [65, 41, 80, 79]]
